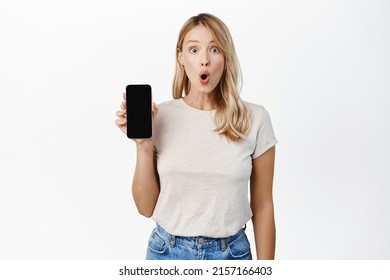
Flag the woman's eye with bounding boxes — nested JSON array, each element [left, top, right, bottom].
[[211, 47, 220, 53], [189, 47, 197, 53]]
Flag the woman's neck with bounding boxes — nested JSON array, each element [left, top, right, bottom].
[[183, 91, 218, 111]]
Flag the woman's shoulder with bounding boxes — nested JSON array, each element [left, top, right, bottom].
[[154, 99, 183, 122], [156, 98, 179, 109], [241, 99, 276, 131], [241, 99, 269, 117], [155, 99, 182, 115]]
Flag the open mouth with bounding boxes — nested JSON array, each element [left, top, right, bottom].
[[199, 71, 210, 84]]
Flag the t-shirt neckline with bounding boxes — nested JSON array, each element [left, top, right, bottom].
[[179, 97, 217, 113]]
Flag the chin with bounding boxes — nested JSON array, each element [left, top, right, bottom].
[[200, 84, 218, 94]]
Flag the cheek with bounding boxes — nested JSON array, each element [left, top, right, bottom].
[[184, 55, 198, 65], [183, 57, 198, 75], [215, 57, 225, 75]]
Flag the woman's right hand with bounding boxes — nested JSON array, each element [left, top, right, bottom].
[[115, 92, 158, 146]]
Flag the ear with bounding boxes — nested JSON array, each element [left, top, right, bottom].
[[178, 50, 184, 65]]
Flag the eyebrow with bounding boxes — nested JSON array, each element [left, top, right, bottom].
[[185, 40, 215, 45]]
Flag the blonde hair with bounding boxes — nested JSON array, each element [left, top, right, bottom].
[[173, 13, 252, 142]]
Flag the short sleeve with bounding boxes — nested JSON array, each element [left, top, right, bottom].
[[251, 106, 278, 159]]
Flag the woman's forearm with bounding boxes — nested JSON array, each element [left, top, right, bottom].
[[251, 205, 276, 260], [132, 143, 160, 217]]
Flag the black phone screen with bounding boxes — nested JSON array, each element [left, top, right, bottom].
[[126, 84, 152, 139]]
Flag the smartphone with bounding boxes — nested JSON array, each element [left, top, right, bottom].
[[126, 84, 152, 139]]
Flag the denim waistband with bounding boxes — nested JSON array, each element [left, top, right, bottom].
[[155, 223, 246, 250]]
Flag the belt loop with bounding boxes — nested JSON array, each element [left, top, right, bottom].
[[221, 238, 227, 251], [243, 224, 247, 231]]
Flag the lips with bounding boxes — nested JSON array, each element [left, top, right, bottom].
[[199, 70, 210, 84]]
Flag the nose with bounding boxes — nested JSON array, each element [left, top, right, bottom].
[[201, 53, 209, 67]]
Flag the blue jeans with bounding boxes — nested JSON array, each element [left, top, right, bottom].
[[146, 223, 252, 260]]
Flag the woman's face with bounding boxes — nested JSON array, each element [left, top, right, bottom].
[[179, 25, 225, 96]]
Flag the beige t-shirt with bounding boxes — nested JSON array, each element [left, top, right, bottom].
[[151, 98, 278, 238]]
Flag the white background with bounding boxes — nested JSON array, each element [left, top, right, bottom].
[[1, 0, 389, 260]]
